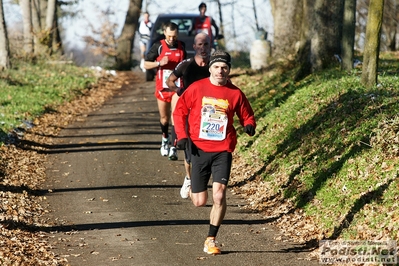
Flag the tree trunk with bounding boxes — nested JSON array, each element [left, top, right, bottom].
[[45, 0, 56, 50], [31, 0, 42, 47], [270, 0, 303, 59], [31, 0, 47, 55], [295, 0, 344, 79], [382, 0, 397, 51], [341, 0, 357, 70], [115, 0, 142, 70], [361, 0, 384, 88], [51, 6, 63, 56], [295, 0, 313, 80], [216, 0, 225, 48], [45, 0, 56, 30], [39, 0, 47, 26], [311, 0, 344, 71], [0, 0, 11, 69], [20, 0, 34, 55]]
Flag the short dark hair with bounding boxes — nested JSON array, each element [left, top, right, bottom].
[[163, 22, 179, 32], [199, 2, 207, 9]]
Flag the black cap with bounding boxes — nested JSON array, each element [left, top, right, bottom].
[[209, 51, 231, 68], [199, 2, 207, 9]]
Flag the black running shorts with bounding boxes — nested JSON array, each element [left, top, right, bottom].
[[190, 148, 232, 193], [184, 137, 192, 164]]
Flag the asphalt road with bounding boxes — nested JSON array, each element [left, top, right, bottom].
[[43, 71, 320, 266]]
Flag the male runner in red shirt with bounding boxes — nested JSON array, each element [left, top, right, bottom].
[[173, 50, 256, 255]]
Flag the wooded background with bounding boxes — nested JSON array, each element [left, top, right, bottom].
[[0, 0, 395, 87]]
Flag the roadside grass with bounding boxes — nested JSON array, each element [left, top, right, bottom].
[[0, 59, 96, 141], [234, 53, 399, 241]]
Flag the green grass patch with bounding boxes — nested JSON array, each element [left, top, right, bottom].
[[0, 60, 97, 139], [236, 52, 399, 240]]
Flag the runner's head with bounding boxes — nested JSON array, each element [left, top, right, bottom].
[[163, 22, 179, 46], [209, 50, 231, 69], [143, 12, 150, 23], [199, 2, 207, 16], [194, 33, 211, 59], [209, 50, 231, 85]]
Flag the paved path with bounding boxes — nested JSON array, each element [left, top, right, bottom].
[[42, 71, 319, 266]]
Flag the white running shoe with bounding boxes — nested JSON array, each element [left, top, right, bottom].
[[160, 137, 169, 156], [168, 146, 178, 161], [180, 176, 191, 199]]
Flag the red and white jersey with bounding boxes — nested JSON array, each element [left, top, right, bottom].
[[194, 16, 212, 38], [155, 39, 185, 91]]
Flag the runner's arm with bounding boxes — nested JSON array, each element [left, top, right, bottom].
[[211, 18, 219, 38], [167, 59, 189, 94], [144, 42, 162, 70], [237, 92, 256, 132], [173, 92, 190, 140], [166, 73, 179, 92]]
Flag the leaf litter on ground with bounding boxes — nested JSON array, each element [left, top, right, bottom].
[[0, 71, 128, 265]]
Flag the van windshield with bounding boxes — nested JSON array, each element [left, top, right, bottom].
[[152, 17, 195, 40]]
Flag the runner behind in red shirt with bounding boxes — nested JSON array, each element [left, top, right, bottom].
[[194, 2, 219, 49], [144, 22, 186, 159]]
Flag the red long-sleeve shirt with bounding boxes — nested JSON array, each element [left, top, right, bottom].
[[173, 78, 256, 153]]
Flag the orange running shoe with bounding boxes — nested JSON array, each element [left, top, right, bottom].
[[203, 237, 221, 255]]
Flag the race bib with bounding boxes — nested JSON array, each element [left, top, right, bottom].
[[199, 97, 229, 141], [162, 69, 181, 88], [196, 28, 210, 35]]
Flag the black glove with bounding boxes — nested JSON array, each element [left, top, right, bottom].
[[176, 138, 188, 150], [244, 125, 255, 136]]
